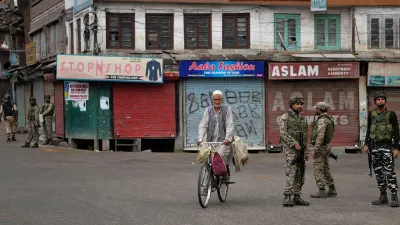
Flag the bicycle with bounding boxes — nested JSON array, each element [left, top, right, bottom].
[[197, 142, 235, 208]]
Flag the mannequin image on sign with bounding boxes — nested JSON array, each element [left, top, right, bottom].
[[146, 59, 162, 81]]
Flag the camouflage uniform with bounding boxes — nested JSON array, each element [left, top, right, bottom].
[[279, 97, 310, 206], [365, 92, 399, 207], [0, 94, 18, 142], [309, 102, 336, 198], [41, 95, 54, 145], [23, 98, 40, 148]]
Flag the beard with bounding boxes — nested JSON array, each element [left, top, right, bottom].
[[377, 103, 385, 108], [315, 111, 321, 116], [214, 103, 221, 108], [292, 108, 302, 113]]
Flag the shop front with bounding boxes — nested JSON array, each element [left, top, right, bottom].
[[367, 62, 400, 127], [267, 62, 360, 147], [56, 54, 169, 151], [180, 60, 266, 151]]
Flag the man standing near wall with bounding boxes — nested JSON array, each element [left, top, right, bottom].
[[0, 94, 18, 142], [364, 92, 399, 207], [22, 97, 40, 148], [278, 97, 310, 207], [309, 102, 337, 199], [41, 95, 54, 145]]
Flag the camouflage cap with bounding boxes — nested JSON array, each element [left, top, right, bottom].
[[373, 92, 386, 101], [289, 97, 304, 106], [314, 102, 329, 110]]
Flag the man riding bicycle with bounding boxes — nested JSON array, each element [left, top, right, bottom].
[[196, 90, 234, 182]]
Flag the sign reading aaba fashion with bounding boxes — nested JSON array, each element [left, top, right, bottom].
[[56, 55, 163, 83], [268, 62, 359, 79]]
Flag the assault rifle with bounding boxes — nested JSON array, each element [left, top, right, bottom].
[[291, 130, 305, 177]]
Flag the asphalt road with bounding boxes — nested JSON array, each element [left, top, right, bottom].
[[0, 134, 399, 225]]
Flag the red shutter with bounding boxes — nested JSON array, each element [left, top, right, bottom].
[[54, 81, 64, 137], [113, 82, 176, 138], [367, 88, 400, 124], [266, 79, 359, 146]]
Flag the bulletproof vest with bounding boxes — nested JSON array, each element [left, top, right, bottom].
[[310, 115, 335, 146], [43, 103, 54, 116], [370, 109, 393, 141], [206, 106, 228, 142], [28, 106, 38, 121], [2, 102, 14, 118], [285, 111, 307, 144]]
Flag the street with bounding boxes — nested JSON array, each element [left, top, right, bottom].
[[0, 135, 399, 225]]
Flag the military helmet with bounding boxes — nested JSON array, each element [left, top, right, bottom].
[[3, 94, 11, 102], [373, 92, 386, 101], [289, 97, 304, 106], [314, 102, 329, 111]]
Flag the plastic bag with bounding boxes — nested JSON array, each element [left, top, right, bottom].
[[211, 152, 227, 176], [232, 136, 249, 172], [197, 146, 210, 164]]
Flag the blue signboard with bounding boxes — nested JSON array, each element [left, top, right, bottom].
[[74, 0, 93, 14], [179, 60, 264, 78]]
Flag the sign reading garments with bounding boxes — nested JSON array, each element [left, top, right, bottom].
[[267, 62, 360, 147], [180, 60, 265, 150]]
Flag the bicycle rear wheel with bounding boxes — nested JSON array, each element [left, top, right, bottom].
[[217, 179, 229, 202], [198, 164, 212, 208]]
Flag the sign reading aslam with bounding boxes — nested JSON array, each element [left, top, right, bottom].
[[268, 62, 359, 80], [56, 55, 164, 83]]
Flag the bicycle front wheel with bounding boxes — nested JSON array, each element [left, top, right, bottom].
[[198, 164, 212, 208], [217, 179, 229, 202]]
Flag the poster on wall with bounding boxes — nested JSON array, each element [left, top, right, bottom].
[[64, 82, 89, 101], [368, 62, 400, 87], [56, 55, 163, 83], [311, 0, 327, 11], [179, 60, 264, 78]]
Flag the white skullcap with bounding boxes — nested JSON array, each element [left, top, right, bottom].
[[213, 90, 223, 97]]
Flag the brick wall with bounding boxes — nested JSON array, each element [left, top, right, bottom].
[[113, 82, 176, 138]]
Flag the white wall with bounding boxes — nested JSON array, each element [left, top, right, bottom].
[[65, 0, 73, 9], [355, 7, 400, 51], [69, 3, 352, 53]]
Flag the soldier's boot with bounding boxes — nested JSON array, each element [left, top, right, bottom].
[[293, 195, 310, 206], [283, 195, 294, 207], [48, 139, 53, 145], [310, 189, 327, 198], [391, 193, 399, 208], [21, 142, 30, 148], [11, 134, 16, 142], [326, 185, 337, 197], [6, 138, 11, 142], [43, 139, 50, 145], [31, 143, 39, 148], [371, 191, 388, 205]]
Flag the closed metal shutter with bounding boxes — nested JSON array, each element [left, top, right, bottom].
[[16, 84, 25, 127], [113, 82, 176, 138], [55, 81, 64, 137], [33, 79, 44, 107], [266, 79, 359, 146], [185, 79, 265, 148]]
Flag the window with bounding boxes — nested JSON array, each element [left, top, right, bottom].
[[222, 14, 250, 49], [184, 14, 211, 49], [107, 14, 135, 49], [314, 14, 341, 50], [70, 23, 74, 54], [77, 19, 81, 53], [32, 32, 40, 61], [146, 14, 173, 50], [274, 14, 300, 50], [368, 15, 400, 49], [56, 23, 62, 53], [49, 24, 56, 55]]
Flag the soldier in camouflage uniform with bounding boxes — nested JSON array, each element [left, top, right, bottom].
[[309, 102, 337, 198], [22, 97, 40, 148], [41, 95, 54, 145], [364, 92, 399, 207], [279, 97, 310, 207]]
